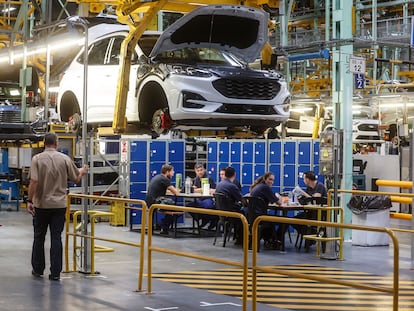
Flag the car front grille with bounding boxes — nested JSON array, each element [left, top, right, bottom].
[[358, 124, 378, 131], [212, 78, 281, 100], [0, 108, 21, 122], [215, 103, 277, 115]]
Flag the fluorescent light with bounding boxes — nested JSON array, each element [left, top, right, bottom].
[[380, 103, 414, 108], [290, 107, 314, 112], [1, 7, 16, 13]]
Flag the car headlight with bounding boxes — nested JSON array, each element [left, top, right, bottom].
[[167, 64, 212, 77]]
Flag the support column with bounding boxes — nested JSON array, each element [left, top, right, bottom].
[[331, 0, 353, 241]]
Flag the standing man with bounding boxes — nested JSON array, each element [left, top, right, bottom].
[[27, 133, 87, 281], [145, 164, 180, 234]]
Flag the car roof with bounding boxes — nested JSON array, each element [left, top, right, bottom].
[[149, 5, 268, 63]]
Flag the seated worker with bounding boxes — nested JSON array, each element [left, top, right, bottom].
[[249, 172, 283, 248], [294, 170, 328, 244], [192, 163, 217, 229], [215, 166, 243, 244], [145, 164, 180, 235], [219, 167, 241, 190]]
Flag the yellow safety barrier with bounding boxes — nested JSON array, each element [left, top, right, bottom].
[[251, 216, 400, 311], [299, 206, 344, 260], [390, 212, 412, 220], [147, 204, 250, 311], [376, 179, 412, 189], [64, 194, 147, 291]]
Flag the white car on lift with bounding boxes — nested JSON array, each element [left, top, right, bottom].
[[57, 5, 290, 135]]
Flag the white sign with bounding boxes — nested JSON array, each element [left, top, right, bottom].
[[349, 56, 366, 74]]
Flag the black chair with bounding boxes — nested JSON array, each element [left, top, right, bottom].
[[245, 196, 269, 251], [213, 192, 236, 247]]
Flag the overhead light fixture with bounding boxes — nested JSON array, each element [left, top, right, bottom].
[[290, 107, 314, 112], [1, 7, 16, 13]]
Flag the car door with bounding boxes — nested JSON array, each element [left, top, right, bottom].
[[86, 36, 118, 122]]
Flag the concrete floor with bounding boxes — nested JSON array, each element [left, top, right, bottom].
[[1, 209, 413, 311]]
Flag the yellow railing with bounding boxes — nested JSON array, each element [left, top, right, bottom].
[[64, 193, 147, 291], [147, 204, 250, 311], [251, 216, 400, 311], [299, 205, 344, 260]]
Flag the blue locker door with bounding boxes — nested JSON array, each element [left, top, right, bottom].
[[254, 141, 266, 164], [231, 163, 241, 182], [207, 141, 218, 162], [230, 141, 242, 163], [219, 141, 230, 163], [313, 141, 320, 165], [314, 166, 325, 184], [298, 165, 311, 188], [283, 165, 296, 188], [269, 164, 281, 187], [253, 164, 265, 180], [242, 141, 254, 163], [283, 141, 296, 165], [168, 141, 184, 162], [130, 162, 147, 182], [298, 141, 311, 165], [207, 162, 218, 182], [269, 141, 282, 164], [241, 163, 253, 186], [149, 162, 163, 179], [150, 141, 166, 162], [130, 140, 147, 162]]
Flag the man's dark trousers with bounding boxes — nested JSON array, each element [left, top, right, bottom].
[[32, 208, 66, 277]]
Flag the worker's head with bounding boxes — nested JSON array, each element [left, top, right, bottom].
[[194, 163, 206, 178], [224, 166, 236, 181], [219, 168, 226, 180], [263, 172, 275, 187], [161, 164, 175, 178], [44, 133, 58, 149], [303, 170, 316, 186]]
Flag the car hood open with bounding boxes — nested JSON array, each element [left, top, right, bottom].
[[149, 5, 269, 63]]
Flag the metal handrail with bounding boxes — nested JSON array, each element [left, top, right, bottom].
[[251, 216, 399, 311], [147, 204, 250, 311], [64, 193, 147, 291]]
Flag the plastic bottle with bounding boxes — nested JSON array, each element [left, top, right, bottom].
[[185, 177, 191, 194]]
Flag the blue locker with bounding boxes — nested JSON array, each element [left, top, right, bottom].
[[241, 163, 253, 186], [313, 141, 320, 165], [253, 164, 265, 180], [218, 141, 230, 162], [149, 162, 164, 178], [130, 162, 147, 182], [254, 141, 266, 164], [269, 141, 282, 164], [271, 186, 281, 195], [283, 141, 296, 165], [269, 164, 281, 187], [241, 185, 250, 195], [130, 140, 147, 162], [130, 183, 146, 200], [168, 141, 184, 162], [298, 165, 311, 188], [283, 165, 296, 188], [150, 141, 166, 162], [298, 141, 311, 165], [231, 163, 241, 181], [242, 141, 254, 163], [207, 162, 218, 182], [207, 141, 218, 162], [230, 141, 241, 163]]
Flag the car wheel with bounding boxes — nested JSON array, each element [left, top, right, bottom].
[[152, 109, 170, 135]]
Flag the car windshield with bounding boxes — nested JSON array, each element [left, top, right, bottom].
[[153, 47, 246, 67]]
